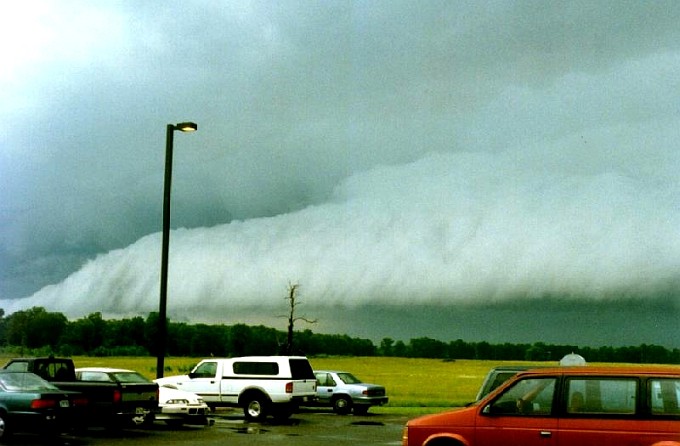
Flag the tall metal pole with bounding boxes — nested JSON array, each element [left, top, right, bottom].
[[157, 124, 175, 379]]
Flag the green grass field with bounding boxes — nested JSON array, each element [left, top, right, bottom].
[[0, 355, 656, 416]]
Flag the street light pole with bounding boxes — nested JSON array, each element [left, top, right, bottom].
[[157, 121, 197, 379]]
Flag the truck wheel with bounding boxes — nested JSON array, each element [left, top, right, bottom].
[[243, 393, 269, 421], [332, 396, 352, 415]]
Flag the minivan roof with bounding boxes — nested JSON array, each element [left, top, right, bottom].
[[516, 365, 680, 377]]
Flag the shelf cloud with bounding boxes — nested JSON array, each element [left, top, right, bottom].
[[2, 1, 680, 346]]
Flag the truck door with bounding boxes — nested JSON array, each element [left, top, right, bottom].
[[176, 361, 222, 403]]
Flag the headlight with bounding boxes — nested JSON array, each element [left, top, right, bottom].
[[165, 399, 189, 405]]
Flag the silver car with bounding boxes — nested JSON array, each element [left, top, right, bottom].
[[312, 370, 388, 415]]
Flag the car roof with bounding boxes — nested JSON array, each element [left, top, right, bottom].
[[75, 367, 134, 373], [204, 356, 309, 361]]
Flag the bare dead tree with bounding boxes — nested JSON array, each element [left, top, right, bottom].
[[280, 282, 317, 355]]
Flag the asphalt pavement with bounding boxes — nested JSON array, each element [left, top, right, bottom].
[[9, 408, 410, 446]]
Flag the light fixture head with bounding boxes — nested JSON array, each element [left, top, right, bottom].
[[175, 122, 198, 132]]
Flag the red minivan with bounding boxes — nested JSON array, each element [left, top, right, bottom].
[[402, 366, 680, 446]]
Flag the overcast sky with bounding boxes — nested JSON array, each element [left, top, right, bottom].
[[2, 1, 680, 348]]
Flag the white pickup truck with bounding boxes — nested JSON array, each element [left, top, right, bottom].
[[155, 356, 317, 421]]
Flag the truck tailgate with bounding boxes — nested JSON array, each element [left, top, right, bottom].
[[120, 382, 158, 408], [292, 379, 316, 396]]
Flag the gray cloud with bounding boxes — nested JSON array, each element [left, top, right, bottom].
[[2, 1, 680, 345]]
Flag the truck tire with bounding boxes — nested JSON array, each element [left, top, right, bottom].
[[332, 395, 352, 415], [242, 392, 270, 421]]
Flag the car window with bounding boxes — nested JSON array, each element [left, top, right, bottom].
[[488, 377, 556, 416], [315, 373, 336, 387], [79, 371, 114, 382], [565, 378, 637, 415], [337, 373, 361, 384], [649, 378, 680, 416], [112, 372, 151, 383]]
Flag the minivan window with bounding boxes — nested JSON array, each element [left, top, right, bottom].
[[488, 377, 556, 416], [650, 379, 680, 416], [565, 378, 637, 415]]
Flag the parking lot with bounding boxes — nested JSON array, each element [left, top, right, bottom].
[[10, 409, 410, 446]]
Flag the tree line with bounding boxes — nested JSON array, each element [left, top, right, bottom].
[[0, 306, 678, 364]]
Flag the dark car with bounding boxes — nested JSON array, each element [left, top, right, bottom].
[[0, 371, 86, 440]]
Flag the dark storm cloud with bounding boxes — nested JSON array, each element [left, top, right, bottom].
[[2, 1, 680, 345]]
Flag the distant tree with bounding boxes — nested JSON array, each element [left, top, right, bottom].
[[393, 340, 407, 357], [5, 307, 67, 351], [188, 324, 230, 357], [144, 312, 161, 356], [280, 283, 317, 355], [168, 322, 195, 356], [380, 338, 395, 356], [229, 324, 253, 356], [0, 308, 6, 346], [475, 341, 493, 360], [1, 306, 678, 364], [248, 325, 281, 355], [525, 342, 550, 361], [449, 339, 475, 359], [409, 337, 448, 358], [108, 316, 146, 348]]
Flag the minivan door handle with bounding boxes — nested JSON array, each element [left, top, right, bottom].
[[539, 431, 552, 438]]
